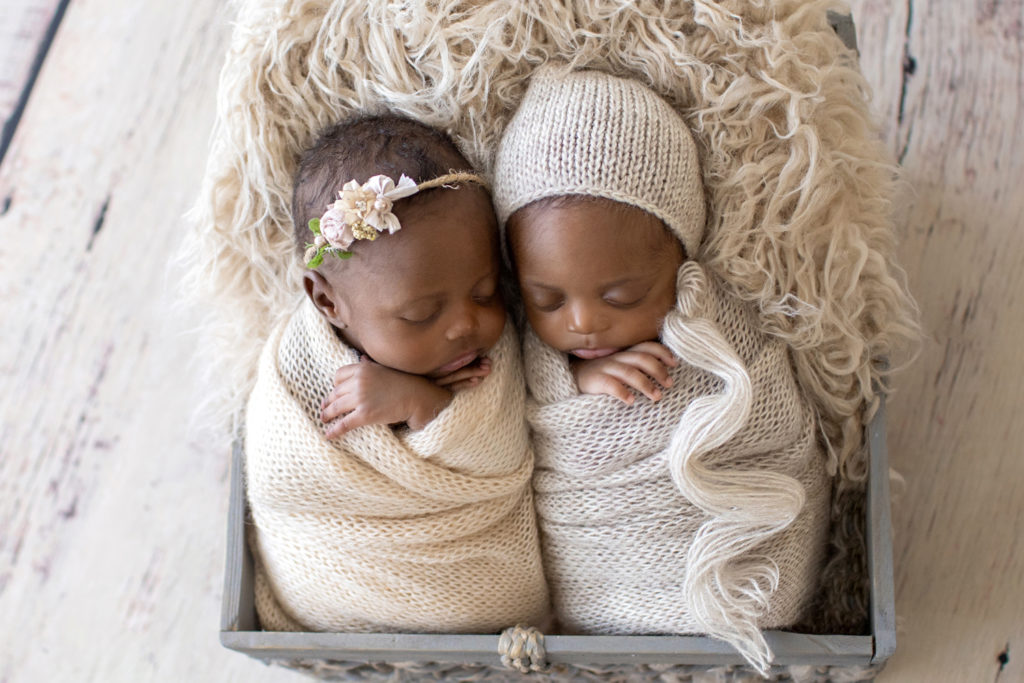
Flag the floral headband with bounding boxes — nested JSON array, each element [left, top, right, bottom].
[[304, 171, 489, 268]]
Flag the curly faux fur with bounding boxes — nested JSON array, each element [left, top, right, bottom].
[[183, 0, 917, 481]]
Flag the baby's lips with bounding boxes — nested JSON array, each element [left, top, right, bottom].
[[571, 347, 620, 360], [436, 349, 482, 375]]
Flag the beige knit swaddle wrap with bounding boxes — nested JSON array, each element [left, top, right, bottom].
[[245, 299, 549, 633], [527, 263, 829, 671]]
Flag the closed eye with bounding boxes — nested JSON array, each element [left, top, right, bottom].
[[602, 283, 650, 308], [473, 292, 498, 305], [400, 308, 442, 325], [472, 285, 499, 305], [603, 294, 645, 308], [471, 272, 500, 305], [531, 297, 564, 312]]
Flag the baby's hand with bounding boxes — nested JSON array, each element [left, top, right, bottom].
[[572, 341, 677, 404], [432, 356, 492, 393], [320, 358, 452, 438]]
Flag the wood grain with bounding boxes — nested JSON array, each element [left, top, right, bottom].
[[0, 0, 302, 680], [847, 1, 1024, 681], [0, 0, 1020, 681], [0, 0, 67, 161]]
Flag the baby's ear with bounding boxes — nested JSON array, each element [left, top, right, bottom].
[[303, 270, 351, 328]]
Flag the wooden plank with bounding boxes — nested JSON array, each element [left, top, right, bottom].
[[846, 1, 1024, 681], [867, 392, 896, 663], [222, 439, 257, 633], [220, 631, 873, 668], [0, 0, 68, 163], [0, 0, 302, 681]]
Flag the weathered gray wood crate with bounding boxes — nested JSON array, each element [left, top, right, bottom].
[[220, 398, 894, 680], [219, 13, 894, 681]]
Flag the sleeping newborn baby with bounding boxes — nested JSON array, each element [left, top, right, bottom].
[[244, 115, 549, 634], [494, 65, 830, 673]]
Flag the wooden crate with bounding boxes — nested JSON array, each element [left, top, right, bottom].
[[219, 12, 894, 678], [220, 396, 894, 676]]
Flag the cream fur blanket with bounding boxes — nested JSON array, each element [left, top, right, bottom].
[[187, 0, 918, 484], [527, 263, 829, 671], [245, 300, 549, 632]]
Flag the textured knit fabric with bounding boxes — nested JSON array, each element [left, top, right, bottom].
[[525, 262, 830, 671], [245, 300, 550, 633], [189, 1, 920, 496], [493, 65, 705, 258]]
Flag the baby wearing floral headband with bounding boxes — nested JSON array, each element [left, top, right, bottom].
[[243, 115, 549, 634], [494, 66, 830, 674]]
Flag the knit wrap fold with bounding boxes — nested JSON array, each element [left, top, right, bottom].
[[527, 262, 829, 673], [245, 300, 550, 633]]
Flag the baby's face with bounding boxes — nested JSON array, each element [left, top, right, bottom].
[[318, 187, 506, 377], [509, 200, 683, 359]]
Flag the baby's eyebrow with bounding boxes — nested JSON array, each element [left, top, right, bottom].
[[602, 276, 645, 288], [388, 293, 444, 311]]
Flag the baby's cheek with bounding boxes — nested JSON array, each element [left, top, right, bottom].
[[483, 306, 509, 345], [529, 316, 568, 351]]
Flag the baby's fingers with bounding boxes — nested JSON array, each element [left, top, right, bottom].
[[324, 408, 372, 440], [586, 373, 636, 405], [320, 383, 346, 411], [601, 362, 663, 401], [332, 356, 377, 383], [446, 376, 486, 393], [615, 351, 673, 389], [630, 341, 678, 368], [321, 393, 358, 423]]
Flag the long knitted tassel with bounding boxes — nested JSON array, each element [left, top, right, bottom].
[[662, 262, 805, 675]]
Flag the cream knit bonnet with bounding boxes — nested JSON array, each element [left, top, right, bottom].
[[494, 65, 706, 258]]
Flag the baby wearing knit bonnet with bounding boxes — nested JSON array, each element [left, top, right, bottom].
[[494, 65, 831, 673]]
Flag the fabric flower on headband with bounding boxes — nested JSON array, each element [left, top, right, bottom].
[[304, 171, 489, 268], [305, 174, 418, 268]]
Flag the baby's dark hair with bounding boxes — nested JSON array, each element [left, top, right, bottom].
[[292, 115, 474, 255]]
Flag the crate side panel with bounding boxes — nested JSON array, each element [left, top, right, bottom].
[[867, 395, 897, 663]]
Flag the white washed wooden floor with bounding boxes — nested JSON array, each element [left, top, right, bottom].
[[0, 1, 1020, 682]]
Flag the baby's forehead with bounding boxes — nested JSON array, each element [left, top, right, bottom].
[[320, 254, 430, 310], [323, 203, 499, 297], [510, 197, 673, 250]]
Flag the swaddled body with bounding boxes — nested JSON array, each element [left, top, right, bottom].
[[524, 266, 828, 636], [245, 116, 548, 633], [495, 66, 829, 672], [247, 301, 547, 632]]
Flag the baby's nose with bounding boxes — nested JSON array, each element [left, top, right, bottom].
[[565, 302, 606, 335], [445, 303, 479, 341]]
